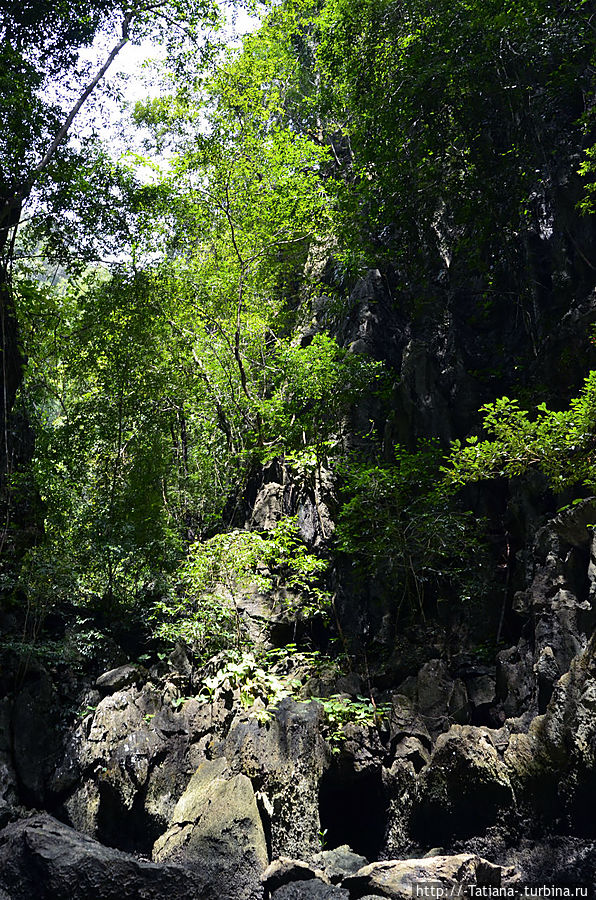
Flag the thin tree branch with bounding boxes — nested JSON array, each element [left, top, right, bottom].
[[33, 12, 133, 179]]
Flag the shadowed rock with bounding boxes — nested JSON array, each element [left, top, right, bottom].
[[153, 757, 267, 900]]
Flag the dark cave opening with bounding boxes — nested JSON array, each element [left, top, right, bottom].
[[95, 779, 162, 855], [318, 765, 388, 861]]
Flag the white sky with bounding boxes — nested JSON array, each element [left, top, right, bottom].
[[73, 6, 261, 166]]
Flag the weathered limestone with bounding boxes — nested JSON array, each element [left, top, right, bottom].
[[343, 854, 501, 900], [153, 757, 268, 900]]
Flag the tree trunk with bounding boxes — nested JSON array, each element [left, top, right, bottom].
[[0, 195, 25, 481]]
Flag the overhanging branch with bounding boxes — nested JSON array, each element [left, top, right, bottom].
[[32, 11, 133, 179]]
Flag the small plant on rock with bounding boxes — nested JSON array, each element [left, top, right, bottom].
[[314, 694, 391, 753], [151, 517, 331, 660]]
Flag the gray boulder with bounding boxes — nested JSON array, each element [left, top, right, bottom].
[[95, 664, 145, 695], [0, 813, 218, 900], [415, 660, 469, 737], [263, 858, 322, 892], [272, 881, 349, 900], [414, 725, 513, 843], [153, 757, 267, 900], [343, 854, 501, 899], [312, 845, 369, 883]]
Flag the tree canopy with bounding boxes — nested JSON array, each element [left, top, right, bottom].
[[2, 0, 596, 668]]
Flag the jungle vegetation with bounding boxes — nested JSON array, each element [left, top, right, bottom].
[[1, 0, 595, 670]]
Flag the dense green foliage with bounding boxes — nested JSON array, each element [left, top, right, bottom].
[[337, 443, 487, 616], [153, 517, 331, 656], [446, 372, 596, 493], [2, 0, 595, 675]]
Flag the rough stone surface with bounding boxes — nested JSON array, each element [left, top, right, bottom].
[[153, 757, 267, 900], [95, 664, 144, 695], [382, 760, 418, 858], [504, 630, 596, 831], [52, 684, 229, 849], [0, 813, 221, 900], [263, 857, 321, 892], [466, 675, 496, 711], [224, 698, 328, 860], [343, 854, 501, 899], [414, 726, 513, 844], [415, 660, 469, 737], [389, 695, 431, 748], [496, 640, 535, 720], [312, 845, 369, 884], [502, 836, 596, 888], [234, 458, 335, 548], [497, 508, 596, 722], [392, 736, 430, 771], [52, 686, 329, 865], [272, 880, 349, 900]]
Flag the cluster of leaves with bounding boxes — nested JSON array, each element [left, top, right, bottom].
[[315, 0, 594, 270], [336, 442, 488, 617], [0, 0, 222, 272], [313, 693, 391, 752], [152, 517, 331, 660], [199, 651, 297, 723], [193, 648, 389, 741], [445, 371, 596, 493]]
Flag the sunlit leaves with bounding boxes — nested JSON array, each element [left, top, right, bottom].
[[445, 372, 596, 490]]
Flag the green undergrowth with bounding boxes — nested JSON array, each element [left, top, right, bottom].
[[167, 646, 391, 751]]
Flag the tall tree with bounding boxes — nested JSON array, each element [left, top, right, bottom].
[[0, 0, 219, 479]]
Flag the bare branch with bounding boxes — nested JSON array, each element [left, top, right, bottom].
[[32, 12, 133, 179]]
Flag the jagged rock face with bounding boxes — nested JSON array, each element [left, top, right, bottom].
[[224, 698, 329, 860], [51, 677, 236, 851], [153, 758, 268, 900], [412, 725, 513, 844], [228, 457, 335, 549], [497, 499, 596, 722], [33, 502, 596, 872], [504, 629, 596, 834], [49, 678, 328, 863], [0, 814, 217, 900]]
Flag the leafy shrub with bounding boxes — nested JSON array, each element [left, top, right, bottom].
[[194, 648, 390, 740], [445, 373, 596, 491], [151, 517, 331, 659], [200, 651, 296, 722], [313, 693, 391, 752], [337, 441, 487, 616]]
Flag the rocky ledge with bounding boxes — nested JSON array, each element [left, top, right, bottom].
[[1, 503, 596, 896]]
